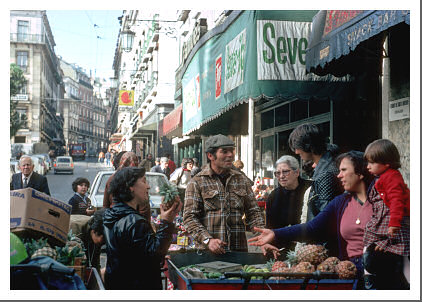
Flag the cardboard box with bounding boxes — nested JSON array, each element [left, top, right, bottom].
[[10, 188, 71, 245]]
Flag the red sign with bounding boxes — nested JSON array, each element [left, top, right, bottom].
[[323, 10, 364, 36], [195, 75, 201, 108], [215, 55, 222, 99]]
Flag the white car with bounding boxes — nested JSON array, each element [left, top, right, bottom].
[[88, 170, 171, 216], [54, 156, 74, 174]]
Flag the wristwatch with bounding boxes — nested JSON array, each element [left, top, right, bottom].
[[203, 238, 211, 245]]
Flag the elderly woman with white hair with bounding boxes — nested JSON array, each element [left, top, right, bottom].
[[265, 155, 311, 233]]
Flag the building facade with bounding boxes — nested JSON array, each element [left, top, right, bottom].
[[112, 10, 179, 160], [10, 10, 64, 145]]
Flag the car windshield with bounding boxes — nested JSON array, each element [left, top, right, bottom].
[[95, 173, 167, 196], [96, 174, 112, 196], [147, 174, 168, 196], [57, 158, 70, 163]]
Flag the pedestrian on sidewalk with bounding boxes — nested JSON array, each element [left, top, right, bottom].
[[105, 151, 111, 167]]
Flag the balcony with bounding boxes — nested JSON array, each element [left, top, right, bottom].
[[11, 33, 58, 71]]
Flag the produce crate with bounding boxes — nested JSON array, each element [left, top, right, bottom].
[[85, 267, 105, 290], [164, 250, 357, 290]]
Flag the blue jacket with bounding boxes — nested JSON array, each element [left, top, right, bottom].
[[273, 192, 352, 260]]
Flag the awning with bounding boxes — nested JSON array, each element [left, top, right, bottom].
[[162, 104, 182, 137], [306, 10, 410, 74]]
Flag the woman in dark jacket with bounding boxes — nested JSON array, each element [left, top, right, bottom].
[[103, 167, 181, 290]]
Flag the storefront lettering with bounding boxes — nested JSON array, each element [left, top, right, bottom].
[[346, 20, 373, 46], [262, 22, 307, 65], [226, 34, 246, 80]]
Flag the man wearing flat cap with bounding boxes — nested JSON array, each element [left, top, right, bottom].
[[183, 134, 265, 254]]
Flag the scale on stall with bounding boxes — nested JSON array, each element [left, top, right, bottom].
[[196, 261, 242, 273]]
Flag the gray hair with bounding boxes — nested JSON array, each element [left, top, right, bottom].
[[160, 157, 169, 163], [19, 155, 33, 166], [275, 155, 299, 171]]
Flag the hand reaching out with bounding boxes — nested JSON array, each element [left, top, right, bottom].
[[247, 227, 275, 246]]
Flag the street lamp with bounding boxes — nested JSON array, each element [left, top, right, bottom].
[[121, 29, 135, 52]]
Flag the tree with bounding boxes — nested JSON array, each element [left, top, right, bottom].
[[10, 63, 27, 137]]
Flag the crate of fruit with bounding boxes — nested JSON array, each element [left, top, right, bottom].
[[164, 245, 358, 290]]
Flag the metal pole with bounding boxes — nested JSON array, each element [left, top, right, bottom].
[[247, 98, 254, 180]]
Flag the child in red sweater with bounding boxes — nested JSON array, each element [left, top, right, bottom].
[[362, 139, 410, 289]]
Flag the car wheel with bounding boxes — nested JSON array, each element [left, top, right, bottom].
[[54, 170, 57, 174]]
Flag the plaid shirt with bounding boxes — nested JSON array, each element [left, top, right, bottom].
[[363, 182, 410, 256], [183, 164, 265, 252]]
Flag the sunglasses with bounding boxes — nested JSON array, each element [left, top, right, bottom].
[[274, 170, 292, 177]]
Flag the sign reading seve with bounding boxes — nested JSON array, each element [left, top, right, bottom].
[[257, 20, 311, 81]]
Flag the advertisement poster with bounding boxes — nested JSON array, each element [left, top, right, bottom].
[[118, 90, 134, 106], [257, 20, 311, 81], [215, 55, 222, 99], [224, 29, 246, 93]]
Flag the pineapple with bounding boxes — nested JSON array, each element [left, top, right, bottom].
[[31, 246, 57, 260], [317, 257, 340, 273], [271, 260, 288, 272], [335, 260, 357, 279], [293, 261, 315, 275], [272, 266, 293, 280], [159, 183, 180, 210], [296, 244, 328, 265]]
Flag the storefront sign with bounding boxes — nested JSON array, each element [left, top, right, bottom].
[[224, 29, 246, 93], [257, 20, 311, 81], [118, 90, 134, 106], [389, 97, 409, 121], [11, 94, 28, 101], [323, 10, 364, 36], [183, 77, 199, 122], [215, 55, 222, 99]]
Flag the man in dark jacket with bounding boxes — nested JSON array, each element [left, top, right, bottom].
[[288, 123, 342, 221], [10, 155, 50, 195]]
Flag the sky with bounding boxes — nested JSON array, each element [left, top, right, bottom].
[[46, 10, 123, 81]]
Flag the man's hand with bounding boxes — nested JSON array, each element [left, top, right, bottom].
[[247, 227, 275, 246], [208, 238, 227, 254], [388, 226, 400, 237], [260, 244, 280, 259], [86, 208, 95, 216]]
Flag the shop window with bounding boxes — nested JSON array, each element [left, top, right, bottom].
[[261, 109, 274, 131], [14, 136, 26, 143], [290, 99, 308, 122], [275, 104, 289, 126], [309, 99, 330, 117], [261, 135, 274, 179]]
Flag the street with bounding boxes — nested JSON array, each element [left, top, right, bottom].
[[46, 157, 112, 204]]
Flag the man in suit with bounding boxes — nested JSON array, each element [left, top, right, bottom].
[[10, 155, 51, 195]]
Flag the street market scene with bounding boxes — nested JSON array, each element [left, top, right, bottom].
[[9, 8, 418, 298]]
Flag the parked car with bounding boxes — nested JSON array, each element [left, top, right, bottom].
[[88, 170, 171, 216], [54, 156, 74, 174], [30, 155, 45, 176]]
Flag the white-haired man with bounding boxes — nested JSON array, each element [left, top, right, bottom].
[[10, 155, 50, 195]]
